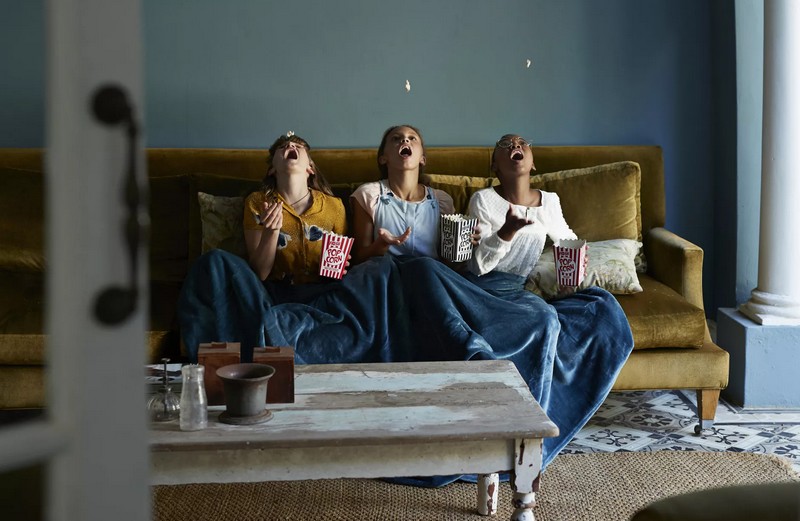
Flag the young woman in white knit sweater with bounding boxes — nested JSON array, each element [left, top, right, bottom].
[[467, 134, 577, 282], [464, 133, 634, 470]]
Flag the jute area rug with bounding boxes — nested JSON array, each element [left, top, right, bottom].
[[152, 451, 799, 521]]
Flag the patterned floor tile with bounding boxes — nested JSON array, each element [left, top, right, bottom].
[[566, 390, 800, 475], [570, 424, 663, 451]]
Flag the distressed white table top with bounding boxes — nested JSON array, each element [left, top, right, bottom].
[[150, 360, 558, 452]]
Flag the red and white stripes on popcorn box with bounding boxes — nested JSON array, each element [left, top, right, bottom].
[[319, 232, 354, 279], [440, 214, 478, 262], [553, 239, 588, 287]]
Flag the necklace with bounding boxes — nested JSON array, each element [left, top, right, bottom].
[[285, 190, 311, 207]]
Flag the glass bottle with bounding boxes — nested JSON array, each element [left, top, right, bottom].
[[179, 364, 208, 431], [147, 358, 180, 422]]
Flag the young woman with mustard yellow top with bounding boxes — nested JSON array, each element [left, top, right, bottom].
[[243, 133, 346, 284]]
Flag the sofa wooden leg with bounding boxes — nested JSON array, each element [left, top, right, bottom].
[[694, 389, 720, 434]]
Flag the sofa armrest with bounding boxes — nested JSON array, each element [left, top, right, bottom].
[[643, 227, 704, 311]]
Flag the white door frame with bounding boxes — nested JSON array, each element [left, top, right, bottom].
[[0, 1, 149, 520]]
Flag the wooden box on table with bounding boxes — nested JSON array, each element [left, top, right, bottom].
[[198, 342, 241, 406], [253, 346, 295, 404]]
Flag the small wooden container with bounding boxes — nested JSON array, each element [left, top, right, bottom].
[[198, 342, 240, 406], [252, 346, 295, 404]]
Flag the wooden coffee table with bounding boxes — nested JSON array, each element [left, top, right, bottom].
[[150, 360, 558, 520]]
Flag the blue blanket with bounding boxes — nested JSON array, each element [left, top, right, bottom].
[[178, 249, 633, 484]]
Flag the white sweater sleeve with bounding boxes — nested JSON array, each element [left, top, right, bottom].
[[467, 191, 513, 276]]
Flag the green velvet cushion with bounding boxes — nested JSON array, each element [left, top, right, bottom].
[[525, 161, 642, 243], [421, 173, 493, 214], [0, 168, 44, 272]]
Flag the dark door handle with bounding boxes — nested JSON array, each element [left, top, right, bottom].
[[91, 84, 146, 325]]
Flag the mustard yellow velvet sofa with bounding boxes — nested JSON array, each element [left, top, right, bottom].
[[0, 145, 728, 431]]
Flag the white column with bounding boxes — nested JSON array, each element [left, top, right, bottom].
[[739, 0, 800, 325]]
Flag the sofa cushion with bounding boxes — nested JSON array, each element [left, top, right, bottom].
[[0, 168, 45, 273], [527, 161, 642, 243], [197, 192, 247, 257], [526, 239, 643, 299], [421, 174, 493, 214], [188, 174, 262, 262], [615, 274, 706, 349]]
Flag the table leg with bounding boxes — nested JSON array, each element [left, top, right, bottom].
[[478, 472, 499, 515], [510, 438, 542, 521]]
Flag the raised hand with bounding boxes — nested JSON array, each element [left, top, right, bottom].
[[256, 201, 283, 231], [497, 204, 533, 241], [377, 226, 412, 247]]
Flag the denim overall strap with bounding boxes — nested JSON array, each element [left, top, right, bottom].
[[374, 180, 440, 258]]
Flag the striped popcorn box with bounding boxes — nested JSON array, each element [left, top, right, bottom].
[[319, 232, 354, 279], [440, 214, 478, 262], [553, 239, 587, 287]]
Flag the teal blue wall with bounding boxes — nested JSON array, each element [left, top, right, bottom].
[[1, 0, 735, 315]]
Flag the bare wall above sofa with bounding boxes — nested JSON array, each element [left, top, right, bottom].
[[0, 0, 733, 316]]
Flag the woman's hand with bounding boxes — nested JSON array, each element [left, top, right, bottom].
[[256, 201, 283, 231], [470, 222, 482, 247], [245, 200, 283, 281], [340, 255, 353, 277], [497, 204, 532, 241], [377, 226, 412, 247]]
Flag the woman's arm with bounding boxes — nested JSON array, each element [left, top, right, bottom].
[[245, 200, 283, 281]]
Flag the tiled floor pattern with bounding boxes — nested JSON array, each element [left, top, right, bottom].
[[563, 390, 800, 474]]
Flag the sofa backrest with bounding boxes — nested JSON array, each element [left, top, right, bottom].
[[144, 144, 665, 230], [0, 144, 665, 269]]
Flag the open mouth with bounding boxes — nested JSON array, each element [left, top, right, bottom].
[[511, 150, 524, 161], [285, 148, 299, 160], [399, 145, 412, 157]]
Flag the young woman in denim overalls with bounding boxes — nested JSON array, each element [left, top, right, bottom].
[[350, 125, 462, 262]]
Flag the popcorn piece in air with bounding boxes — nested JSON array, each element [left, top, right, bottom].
[[526, 59, 532, 68], [405, 80, 411, 92], [286, 130, 294, 138]]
